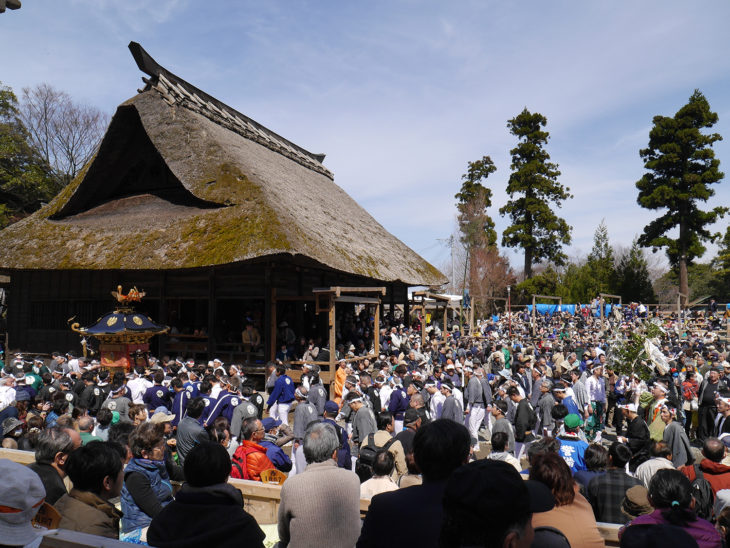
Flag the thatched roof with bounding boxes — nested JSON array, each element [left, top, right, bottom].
[[0, 43, 445, 287]]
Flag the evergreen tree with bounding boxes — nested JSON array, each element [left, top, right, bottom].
[[454, 156, 497, 249], [500, 108, 572, 279], [615, 239, 656, 303], [636, 90, 726, 304], [586, 219, 616, 295], [0, 82, 58, 227]]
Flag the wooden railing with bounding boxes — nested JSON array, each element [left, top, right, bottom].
[[1, 448, 619, 545]]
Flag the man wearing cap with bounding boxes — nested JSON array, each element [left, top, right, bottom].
[[557, 414, 589, 472], [0, 459, 47, 547], [699, 367, 722, 442], [394, 407, 421, 456], [266, 364, 295, 426], [323, 400, 352, 470], [259, 417, 292, 472]]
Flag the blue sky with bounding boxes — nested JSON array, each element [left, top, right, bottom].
[[2, 1, 730, 277]]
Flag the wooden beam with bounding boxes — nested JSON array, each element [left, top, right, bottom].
[[269, 287, 277, 362], [313, 286, 387, 295], [333, 295, 381, 305], [328, 295, 336, 398], [374, 303, 380, 356]]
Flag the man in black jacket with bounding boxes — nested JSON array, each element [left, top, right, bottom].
[[617, 402, 650, 470], [507, 386, 536, 460], [357, 420, 470, 548]]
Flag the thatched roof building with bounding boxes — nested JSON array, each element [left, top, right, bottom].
[[0, 43, 445, 359]]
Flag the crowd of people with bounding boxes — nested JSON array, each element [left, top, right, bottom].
[[2, 300, 730, 547]]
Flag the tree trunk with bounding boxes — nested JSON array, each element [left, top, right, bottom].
[[524, 247, 533, 280], [679, 220, 688, 306]]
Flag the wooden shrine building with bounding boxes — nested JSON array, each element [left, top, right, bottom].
[[0, 43, 445, 368]]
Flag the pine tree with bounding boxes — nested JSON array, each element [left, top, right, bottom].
[[636, 90, 726, 304], [500, 108, 572, 279]]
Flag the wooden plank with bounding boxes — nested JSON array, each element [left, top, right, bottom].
[[333, 295, 381, 305], [269, 287, 277, 363], [373, 304, 380, 356], [0, 447, 35, 464], [40, 529, 130, 547], [313, 286, 386, 295]]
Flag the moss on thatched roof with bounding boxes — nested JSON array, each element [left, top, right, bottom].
[[0, 46, 445, 287]]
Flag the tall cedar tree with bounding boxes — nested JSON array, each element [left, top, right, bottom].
[[586, 219, 616, 295], [636, 90, 725, 303], [500, 109, 572, 279], [454, 156, 497, 249]]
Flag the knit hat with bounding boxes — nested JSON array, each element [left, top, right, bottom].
[[0, 459, 46, 546]]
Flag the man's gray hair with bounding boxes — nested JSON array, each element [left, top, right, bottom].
[[541, 379, 553, 390], [303, 422, 339, 464], [35, 426, 76, 464]]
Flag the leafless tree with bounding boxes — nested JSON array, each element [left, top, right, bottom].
[[20, 83, 108, 185]]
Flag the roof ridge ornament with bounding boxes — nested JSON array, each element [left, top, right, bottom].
[[128, 42, 331, 178]]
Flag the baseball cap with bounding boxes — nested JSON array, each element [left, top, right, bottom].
[[404, 408, 420, 425], [150, 411, 174, 424], [261, 417, 282, 431], [324, 400, 339, 415], [564, 414, 583, 429], [0, 459, 46, 546]]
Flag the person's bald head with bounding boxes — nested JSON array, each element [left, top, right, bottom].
[[703, 437, 726, 462], [78, 416, 94, 433]]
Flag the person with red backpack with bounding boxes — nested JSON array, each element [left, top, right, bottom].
[[231, 417, 275, 481]]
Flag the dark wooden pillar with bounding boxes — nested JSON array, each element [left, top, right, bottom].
[[207, 267, 216, 359]]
